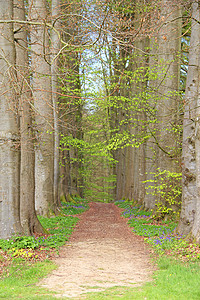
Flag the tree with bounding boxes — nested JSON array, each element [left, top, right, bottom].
[[0, 0, 22, 238], [144, 0, 182, 212], [59, 0, 84, 199], [124, 0, 149, 204], [178, 0, 199, 239], [14, 0, 44, 234], [29, 0, 54, 216], [51, 0, 61, 208]]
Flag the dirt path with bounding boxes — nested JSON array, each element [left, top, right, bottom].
[[40, 202, 154, 298]]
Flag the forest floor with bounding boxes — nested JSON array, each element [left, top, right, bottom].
[[39, 202, 155, 298]]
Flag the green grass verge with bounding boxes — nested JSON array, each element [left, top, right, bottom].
[[76, 200, 200, 299], [1, 199, 200, 299], [0, 200, 89, 251], [0, 200, 89, 299], [0, 259, 58, 299], [115, 200, 200, 261], [81, 257, 200, 299]]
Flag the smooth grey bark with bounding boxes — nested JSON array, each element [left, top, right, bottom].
[[144, 38, 159, 209], [59, 4, 84, 199], [124, 2, 148, 204], [101, 53, 117, 201], [29, 0, 54, 216], [14, 0, 44, 234], [156, 0, 181, 172], [191, 2, 200, 244], [108, 41, 120, 200], [145, 0, 182, 210], [116, 48, 127, 200], [0, 0, 22, 238], [178, 0, 199, 236], [51, 0, 61, 208], [134, 38, 148, 205]]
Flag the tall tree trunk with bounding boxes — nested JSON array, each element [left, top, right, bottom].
[[14, 0, 44, 234], [51, 0, 61, 207], [59, 2, 83, 199], [116, 48, 127, 200], [29, 0, 54, 216], [178, 0, 199, 236], [133, 38, 148, 205], [156, 0, 181, 172], [124, 1, 148, 204], [145, 0, 182, 210], [0, 0, 22, 238]]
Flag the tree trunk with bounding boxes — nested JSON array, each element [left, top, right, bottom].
[[29, 0, 54, 216], [156, 0, 182, 172], [124, 9, 148, 204], [51, 0, 61, 208], [178, 0, 199, 236], [59, 4, 84, 199], [145, 0, 182, 210], [0, 0, 22, 238], [14, 0, 44, 234]]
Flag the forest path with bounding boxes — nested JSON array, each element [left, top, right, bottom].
[[40, 202, 154, 298]]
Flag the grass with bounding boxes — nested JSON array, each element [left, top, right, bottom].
[[0, 200, 89, 299], [0, 259, 58, 299], [0, 200, 89, 252], [73, 200, 200, 299], [82, 257, 200, 299], [1, 199, 200, 299]]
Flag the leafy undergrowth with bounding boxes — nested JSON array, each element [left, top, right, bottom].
[[0, 199, 89, 283], [115, 200, 200, 261]]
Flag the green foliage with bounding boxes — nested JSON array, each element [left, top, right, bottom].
[[0, 236, 39, 251], [144, 169, 182, 218], [0, 259, 57, 299], [61, 200, 89, 215], [0, 201, 89, 299], [169, 239, 200, 261], [59, 34, 167, 203], [37, 215, 79, 249], [0, 202, 89, 251], [37, 201, 88, 249], [115, 200, 200, 262]]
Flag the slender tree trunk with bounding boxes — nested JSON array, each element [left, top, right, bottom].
[[156, 0, 182, 173], [116, 51, 127, 200], [134, 37, 148, 205], [0, 0, 22, 238], [14, 0, 44, 234], [124, 34, 148, 204], [59, 3, 84, 199], [29, 0, 54, 216], [51, 0, 61, 207], [190, 1, 200, 243]]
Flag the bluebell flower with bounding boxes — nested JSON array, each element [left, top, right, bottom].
[[155, 239, 162, 245]]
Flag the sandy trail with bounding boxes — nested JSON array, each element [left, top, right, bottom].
[[40, 202, 154, 298]]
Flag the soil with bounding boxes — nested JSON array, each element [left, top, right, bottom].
[[40, 202, 154, 298]]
